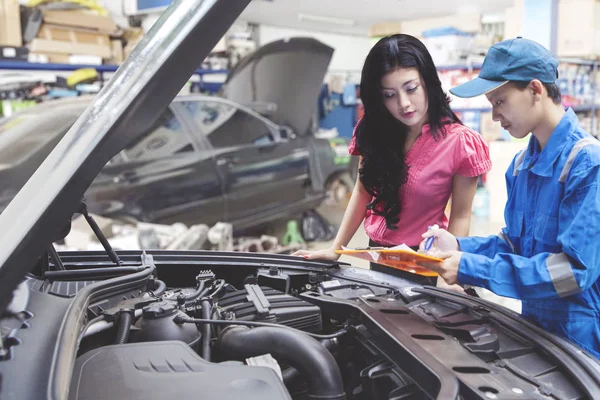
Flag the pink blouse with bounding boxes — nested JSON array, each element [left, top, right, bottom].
[[349, 121, 491, 247]]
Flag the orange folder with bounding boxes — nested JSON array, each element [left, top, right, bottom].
[[335, 246, 442, 277]]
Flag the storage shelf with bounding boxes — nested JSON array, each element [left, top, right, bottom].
[[437, 63, 482, 71], [0, 60, 228, 77], [452, 107, 492, 113], [572, 104, 598, 112], [452, 105, 598, 113]]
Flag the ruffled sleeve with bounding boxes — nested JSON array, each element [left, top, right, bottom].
[[456, 127, 492, 177], [348, 119, 362, 156]]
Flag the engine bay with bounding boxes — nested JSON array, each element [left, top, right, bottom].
[[2, 250, 598, 400]]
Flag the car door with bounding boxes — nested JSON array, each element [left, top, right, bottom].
[[173, 98, 311, 228], [89, 106, 225, 226]]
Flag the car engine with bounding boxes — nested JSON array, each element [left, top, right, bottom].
[[4, 250, 595, 400], [73, 269, 354, 400]]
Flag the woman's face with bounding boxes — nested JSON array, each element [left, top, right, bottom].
[[380, 67, 429, 129]]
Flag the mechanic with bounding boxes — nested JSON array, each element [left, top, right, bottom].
[[419, 37, 600, 358], [293, 34, 491, 292]]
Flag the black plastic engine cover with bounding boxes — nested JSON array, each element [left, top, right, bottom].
[[69, 341, 291, 400], [217, 285, 322, 333]]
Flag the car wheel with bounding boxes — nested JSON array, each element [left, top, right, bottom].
[[324, 172, 353, 208]]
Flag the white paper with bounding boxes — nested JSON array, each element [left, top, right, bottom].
[[388, 243, 418, 253]]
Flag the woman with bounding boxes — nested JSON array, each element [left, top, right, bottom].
[[294, 34, 491, 288]]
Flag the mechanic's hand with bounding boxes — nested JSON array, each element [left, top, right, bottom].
[[421, 250, 462, 285], [436, 276, 466, 295], [292, 247, 340, 261], [419, 227, 459, 253]]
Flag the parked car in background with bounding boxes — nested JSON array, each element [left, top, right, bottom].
[[0, 38, 353, 231]]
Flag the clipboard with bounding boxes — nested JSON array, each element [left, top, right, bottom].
[[335, 245, 442, 277]]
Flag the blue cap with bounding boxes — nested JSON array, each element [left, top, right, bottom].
[[450, 37, 558, 98]]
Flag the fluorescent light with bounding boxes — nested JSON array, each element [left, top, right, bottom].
[[298, 13, 356, 26]]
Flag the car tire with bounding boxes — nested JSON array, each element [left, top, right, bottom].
[[324, 172, 353, 208]]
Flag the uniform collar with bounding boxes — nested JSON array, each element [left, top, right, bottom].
[[517, 108, 577, 177]]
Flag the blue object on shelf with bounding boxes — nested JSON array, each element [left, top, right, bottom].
[[319, 91, 356, 139], [48, 89, 79, 98], [138, 0, 173, 10], [342, 83, 357, 106], [422, 26, 473, 37], [461, 110, 481, 132]]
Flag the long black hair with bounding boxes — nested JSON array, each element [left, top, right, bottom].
[[355, 34, 460, 229]]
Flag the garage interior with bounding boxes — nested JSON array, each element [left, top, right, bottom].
[[0, 0, 596, 312]]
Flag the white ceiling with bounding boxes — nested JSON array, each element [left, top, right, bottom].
[[239, 0, 512, 36]]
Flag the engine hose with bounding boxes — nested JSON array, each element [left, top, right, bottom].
[[208, 279, 226, 298], [201, 299, 212, 361], [217, 326, 345, 400], [173, 315, 350, 340], [151, 279, 167, 296], [114, 311, 133, 345], [282, 338, 340, 385], [185, 280, 207, 303]]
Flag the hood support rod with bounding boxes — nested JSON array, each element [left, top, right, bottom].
[[80, 200, 123, 266]]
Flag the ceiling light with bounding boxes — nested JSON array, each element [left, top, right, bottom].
[[297, 13, 356, 26]]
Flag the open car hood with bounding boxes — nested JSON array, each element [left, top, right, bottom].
[[220, 37, 334, 135], [0, 0, 253, 314]]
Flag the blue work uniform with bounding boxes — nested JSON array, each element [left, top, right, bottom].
[[457, 108, 600, 358]]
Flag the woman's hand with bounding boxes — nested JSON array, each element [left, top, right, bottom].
[[292, 247, 340, 261]]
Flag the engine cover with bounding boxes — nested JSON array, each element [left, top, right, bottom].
[[217, 285, 322, 333], [69, 341, 291, 400]]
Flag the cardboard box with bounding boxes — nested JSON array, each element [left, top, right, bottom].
[[31, 24, 112, 58], [106, 39, 123, 65], [123, 28, 144, 59], [42, 10, 118, 35], [370, 14, 481, 38], [38, 24, 111, 46], [557, 0, 600, 57], [369, 22, 402, 37], [504, 0, 524, 39], [0, 0, 22, 47]]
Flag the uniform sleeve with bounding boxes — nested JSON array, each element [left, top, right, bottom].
[[348, 119, 362, 156], [456, 128, 492, 177], [457, 148, 600, 300], [456, 154, 519, 258], [457, 229, 515, 258]]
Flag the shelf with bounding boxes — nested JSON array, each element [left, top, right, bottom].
[[437, 63, 482, 71], [452, 107, 492, 113], [0, 60, 228, 77], [451, 105, 598, 113], [558, 58, 598, 66], [572, 104, 598, 112]]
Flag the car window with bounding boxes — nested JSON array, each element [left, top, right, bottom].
[[115, 108, 194, 163], [0, 103, 83, 168], [178, 100, 275, 148]]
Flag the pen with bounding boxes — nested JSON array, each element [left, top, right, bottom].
[[424, 224, 439, 251]]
